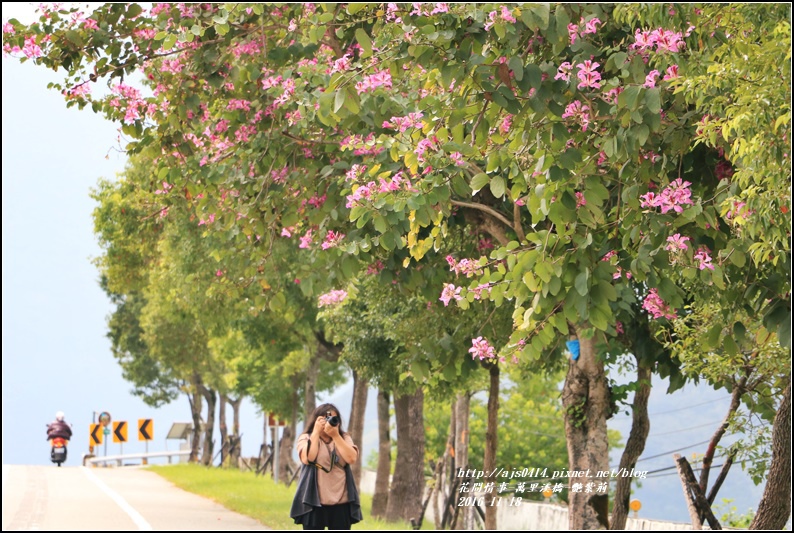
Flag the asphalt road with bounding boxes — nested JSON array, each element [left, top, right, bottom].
[[2, 465, 270, 531]]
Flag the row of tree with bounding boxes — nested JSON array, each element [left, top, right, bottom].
[[5, 3, 790, 528]]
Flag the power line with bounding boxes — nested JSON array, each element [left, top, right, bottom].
[[647, 420, 723, 437], [613, 395, 732, 418]]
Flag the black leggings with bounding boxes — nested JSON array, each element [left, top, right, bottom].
[[302, 503, 352, 530]]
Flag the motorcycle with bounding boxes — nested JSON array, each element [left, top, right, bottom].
[[50, 437, 68, 467]]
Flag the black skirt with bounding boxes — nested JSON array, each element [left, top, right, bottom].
[[299, 502, 352, 530]]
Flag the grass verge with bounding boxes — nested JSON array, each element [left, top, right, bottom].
[[150, 464, 432, 530]]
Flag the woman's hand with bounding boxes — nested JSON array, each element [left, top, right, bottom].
[[312, 416, 326, 436], [323, 420, 340, 439]]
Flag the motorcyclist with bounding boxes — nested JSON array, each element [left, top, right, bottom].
[[46, 411, 73, 441]]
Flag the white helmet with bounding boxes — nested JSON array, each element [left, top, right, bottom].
[[55, 411, 65, 421]]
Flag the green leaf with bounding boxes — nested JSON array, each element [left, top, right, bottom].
[[508, 57, 524, 81], [644, 88, 661, 114], [618, 85, 641, 110], [490, 176, 506, 198], [729, 249, 746, 267], [470, 173, 490, 193], [355, 28, 372, 58], [163, 34, 177, 50], [525, 64, 542, 89], [634, 124, 650, 146], [574, 270, 589, 296], [723, 335, 738, 356], [347, 3, 366, 15], [334, 90, 345, 113]]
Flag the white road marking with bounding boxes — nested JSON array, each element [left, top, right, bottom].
[[81, 467, 153, 530]]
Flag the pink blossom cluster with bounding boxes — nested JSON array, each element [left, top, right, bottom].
[[331, 54, 352, 74], [227, 99, 251, 111], [665, 233, 690, 252], [231, 39, 261, 58], [445, 256, 483, 278], [299, 229, 314, 249], [576, 60, 602, 90], [345, 164, 368, 182], [345, 182, 375, 208], [469, 336, 498, 361], [639, 178, 693, 214], [561, 100, 592, 131], [575, 191, 587, 207], [198, 213, 215, 226], [112, 83, 146, 124], [410, 2, 449, 16], [642, 288, 676, 320], [469, 283, 492, 300], [318, 289, 348, 307], [499, 114, 513, 134], [234, 124, 257, 143], [415, 136, 439, 163], [385, 3, 402, 23], [568, 16, 602, 45], [478, 237, 494, 251], [632, 28, 685, 54], [725, 200, 752, 220], [154, 181, 173, 195], [694, 247, 715, 270], [355, 70, 392, 94], [439, 283, 463, 306], [602, 86, 623, 104], [484, 6, 516, 31], [663, 65, 679, 81], [63, 83, 91, 99], [271, 166, 289, 184], [22, 36, 43, 58], [321, 230, 345, 250], [382, 112, 424, 132], [3, 22, 15, 34], [449, 152, 465, 166], [377, 171, 416, 193], [285, 110, 302, 125], [306, 194, 326, 208], [643, 69, 660, 88]]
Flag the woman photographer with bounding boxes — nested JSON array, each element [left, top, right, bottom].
[[291, 403, 362, 530]]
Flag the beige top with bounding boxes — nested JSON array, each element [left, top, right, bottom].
[[297, 432, 358, 505]]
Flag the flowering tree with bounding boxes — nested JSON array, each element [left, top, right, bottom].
[[6, 3, 790, 528]]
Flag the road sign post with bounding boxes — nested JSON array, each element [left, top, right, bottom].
[[138, 419, 153, 464]]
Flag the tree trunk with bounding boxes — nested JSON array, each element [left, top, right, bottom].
[[198, 383, 217, 466], [750, 379, 791, 530], [454, 392, 471, 530], [699, 375, 747, 494], [188, 374, 203, 463], [386, 387, 425, 524], [371, 388, 391, 519], [349, 369, 369, 488], [229, 396, 242, 467], [611, 361, 652, 529], [562, 329, 611, 529], [304, 348, 320, 422], [279, 425, 295, 483], [219, 394, 228, 466], [483, 364, 500, 530]]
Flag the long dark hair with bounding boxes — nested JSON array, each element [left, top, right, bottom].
[[304, 403, 347, 436]]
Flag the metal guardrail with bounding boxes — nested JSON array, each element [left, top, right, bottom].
[[84, 450, 191, 467]]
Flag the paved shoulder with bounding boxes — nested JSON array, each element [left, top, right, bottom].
[[89, 466, 270, 530]]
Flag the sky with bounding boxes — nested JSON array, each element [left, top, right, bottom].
[[0, 3, 774, 526]]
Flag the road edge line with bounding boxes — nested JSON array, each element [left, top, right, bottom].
[[81, 466, 153, 530]]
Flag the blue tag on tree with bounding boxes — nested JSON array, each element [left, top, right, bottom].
[[566, 340, 580, 361]]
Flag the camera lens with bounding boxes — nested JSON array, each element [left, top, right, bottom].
[[326, 415, 339, 427]]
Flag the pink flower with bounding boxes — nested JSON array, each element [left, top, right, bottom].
[[355, 69, 392, 94], [616, 321, 624, 334], [469, 336, 497, 361], [321, 230, 345, 250], [3, 22, 15, 34], [22, 36, 43, 58], [299, 229, 313, 249], [555, 62, 573, 82], [331, 54, 352, 74], [216, 269, 224, 277], [583, 17, 602, 35], [665, 233, 690, 252], [642, 288, 676, 320], [382, 112, 424, 132], [83, 18, 99, 30], [281, 227, 293, 237], [663, 65, 679, 81], [694, 247, 715, 270], [643, 70, 660, 88], [575, 191, 587, 207], [439, 283, 463, 306], [567, 23, 580, 45], [318, 289, 348, 307], [449, 152, 464, 166], [499, 115, 512, 134], [562, 100, 591, 131], [576, 60, 602, 90]]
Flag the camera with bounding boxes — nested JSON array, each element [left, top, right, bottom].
[[325, 412, 339, 427]]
